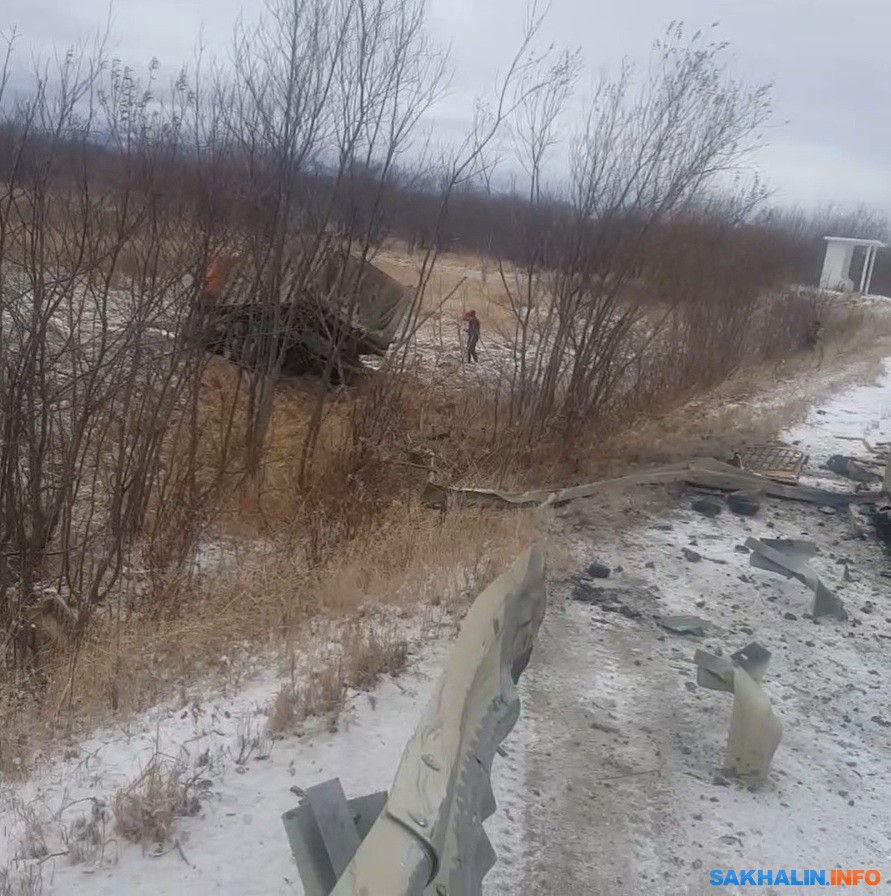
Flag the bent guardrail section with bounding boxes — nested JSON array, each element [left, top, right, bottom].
[[283, 544, 547, 896]]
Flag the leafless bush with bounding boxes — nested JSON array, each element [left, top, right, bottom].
[[11, 801, 49, 861], [267, 663, 346, 735], [113, 751, 211, 846], [343, 623, 409, 689], [60, 798, 111, 866], [0, 865, 43, 896], [0, 32, 232, 681], [233, 710, 271, 765]]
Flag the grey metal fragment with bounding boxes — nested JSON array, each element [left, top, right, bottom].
[[746, 537, 846, 621], [318, 546, 546, 896], [282, 782, 388, 896], [730, 642, 772, 682], [825, 454, 881, 483], [723, 668, 783, 786], [658, 615, 709, 636], [694, 649, 735, 692]]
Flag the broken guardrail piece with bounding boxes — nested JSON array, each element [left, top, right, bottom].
[[730, 641, 772, 682], [724, 667, 783, 787], [423, 458, 871, 512], [694, 641, 772, 692], [282, 780, 388, 896], [283, 545, 547, 896], [693, 641, 781, 786], [658, 615, 710, 636], [746, 537, 847, 620]]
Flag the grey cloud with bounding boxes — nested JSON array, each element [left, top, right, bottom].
[[4, 0, 890, 213]]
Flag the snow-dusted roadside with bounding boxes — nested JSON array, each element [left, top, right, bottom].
[[1, 360, 888, 896], [486, 359, 891, 895], [0, 617, 452, 895]]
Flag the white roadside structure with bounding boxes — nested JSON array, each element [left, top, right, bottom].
[[819, 236, 886, 294]]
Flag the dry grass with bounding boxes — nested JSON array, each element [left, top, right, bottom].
[[61, 799, 111, 866], [267, 621, 409, 735], [11, 802, 48, 861], [342, 623, 410, 690], [113, 750, 211, 847], [21, 502, 533, 733], [584, 317, 891, 479], [375, 244, 520, 331], [0, 866, 44, 896], [267, 669, 343, 735]]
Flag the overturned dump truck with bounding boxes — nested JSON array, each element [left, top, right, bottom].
[[190, 248, 413, 384]]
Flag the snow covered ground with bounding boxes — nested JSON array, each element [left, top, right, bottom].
[[1, 360, 889, 895], [486, 358, 891, 895]]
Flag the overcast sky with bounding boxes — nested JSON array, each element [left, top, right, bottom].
[[4, 0, 891, 215]]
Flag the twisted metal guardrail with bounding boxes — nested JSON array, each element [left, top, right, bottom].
[[283, 544, 547, 896]]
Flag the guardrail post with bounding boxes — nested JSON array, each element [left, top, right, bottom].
[[283, 545, 547, 896], [282, 780, 388, 896]]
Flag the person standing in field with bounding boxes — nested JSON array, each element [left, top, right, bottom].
[[463, 309, 480, 363], [804, 318, 824, 367]]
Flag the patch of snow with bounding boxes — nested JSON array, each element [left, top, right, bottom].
[[485, 357, 891, 895], [0, 619, 450, 895]]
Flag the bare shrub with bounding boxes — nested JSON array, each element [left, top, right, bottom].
[[233, 711, 271, 765], [11, 801, 48, 861], [60, 798, 111, 866], [0, 865, 43, 896], [113, 751, 211, 846], [267, 623, 408, 735], [267, 661, 346, 736], [342, 623, 410, 690]]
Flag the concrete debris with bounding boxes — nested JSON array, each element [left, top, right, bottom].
[[570, 581, 650, 619], [727, 490, 761, 517], [682, 548, 703, 563], [869, 504, 891, 547], [847, 505, 869, 538], [585, 562, 611, 579], [658, 615, 709, 636], [825, 455, 881, 484], [692, 498, 723, 518], [746, 537, 847, 621]]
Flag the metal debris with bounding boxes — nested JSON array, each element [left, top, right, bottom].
[[746, 537, 847, 621], [658, 615, 709, 636], [297, 547, 547, 896], [282, 780, 387, 896], [423, 458, 870, 512], [692, 642, 781, 786], [730, 642, 772, 682], [825, 455, 881, 484], [694, 642, 771, 692], [723, 668, 783, 787], [733, 444, 808, 485], [694, 649, 735, 692]]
